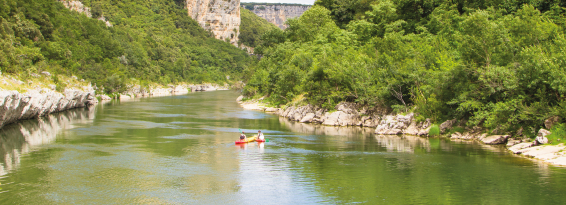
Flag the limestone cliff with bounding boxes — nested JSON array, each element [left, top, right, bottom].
[[58, 1, 113, 27], [244, 5, 311, 29], [0, 88, 98, 129], [186, 0, 241, 46]]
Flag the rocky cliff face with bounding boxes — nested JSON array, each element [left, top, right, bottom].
[[186, 0, 241, 46], [0, 88, 98, 129], [245, 5, 311, 29]]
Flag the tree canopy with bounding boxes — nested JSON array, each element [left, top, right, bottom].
[[244, 0, 566, 136]]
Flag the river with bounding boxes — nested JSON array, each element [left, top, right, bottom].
[[1, 91, 566, 204]]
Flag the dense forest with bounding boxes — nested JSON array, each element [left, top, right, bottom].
[[244, 0, 566, 137], [239, 8, 279, 48], [0, 0, 255, 93]]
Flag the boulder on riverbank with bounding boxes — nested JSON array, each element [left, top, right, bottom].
[[481, 135, 509, 145]]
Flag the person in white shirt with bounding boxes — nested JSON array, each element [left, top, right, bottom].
[[257, 130, 264, 140]]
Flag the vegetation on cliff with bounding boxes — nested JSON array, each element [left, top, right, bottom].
[[239, 8, 279, 48], [0, 0, 255, 94], [241, 3, 311, 11], [243, 0, 566, 137]]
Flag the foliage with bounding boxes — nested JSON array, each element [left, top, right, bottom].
[[546, 123, 566, 145], [244, 1, 566, 133], [0, 0, 256, 94], [239, 9, 279, 48], [428, 125, 440, 136]]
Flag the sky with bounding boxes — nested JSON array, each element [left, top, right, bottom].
[[241, 0, 316, 5]]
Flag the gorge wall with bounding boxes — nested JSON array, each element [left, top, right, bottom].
[[58, 0, 113, 27], [244, 5, 311, 29], [186, 0, 241, 46]]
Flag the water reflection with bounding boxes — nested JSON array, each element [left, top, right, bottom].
[[0, 106, 96, 176], [375, 135, 431, 153], [279, 117, 374, 137]]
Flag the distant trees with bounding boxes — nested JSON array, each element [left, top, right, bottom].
[[239, 9, 279, 48]]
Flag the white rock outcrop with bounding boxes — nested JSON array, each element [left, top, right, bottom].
[[244, 5, 311, 29], [58, 1, 113, 27], [187, 0, 241, 46], [0, 88, 97, 129]]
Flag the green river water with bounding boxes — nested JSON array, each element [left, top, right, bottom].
[[1, 91, 566, 204]]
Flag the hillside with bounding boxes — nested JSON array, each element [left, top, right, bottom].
[[239, 8, 279, 48], [0, 0, 255, 94], [244, 0, 566, 137]]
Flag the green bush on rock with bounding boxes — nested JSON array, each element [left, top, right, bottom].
[[546, 124, 566, 145], [428, 125, 440, 136]]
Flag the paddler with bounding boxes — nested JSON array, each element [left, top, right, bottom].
[[257, 130, 264, 141], [240, 131, 246, 141]]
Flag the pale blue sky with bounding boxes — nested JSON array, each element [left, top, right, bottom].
[[241, 0, 315, 5]]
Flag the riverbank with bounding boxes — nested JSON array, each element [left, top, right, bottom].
[[0, 71, 229, 129], [237, 96, 566, 166], [0, 73, 98, 129], [109, 83, 229, 101]]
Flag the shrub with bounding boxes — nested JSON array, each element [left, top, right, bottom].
[[428, 125, 440, 136], [545, 123, 566, 145]]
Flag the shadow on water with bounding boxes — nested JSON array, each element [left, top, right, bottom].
[[0, 106, 96, 176]]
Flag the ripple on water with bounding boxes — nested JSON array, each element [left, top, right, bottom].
[[144, 113, 187, 118], [160, 134, 216, 139]]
